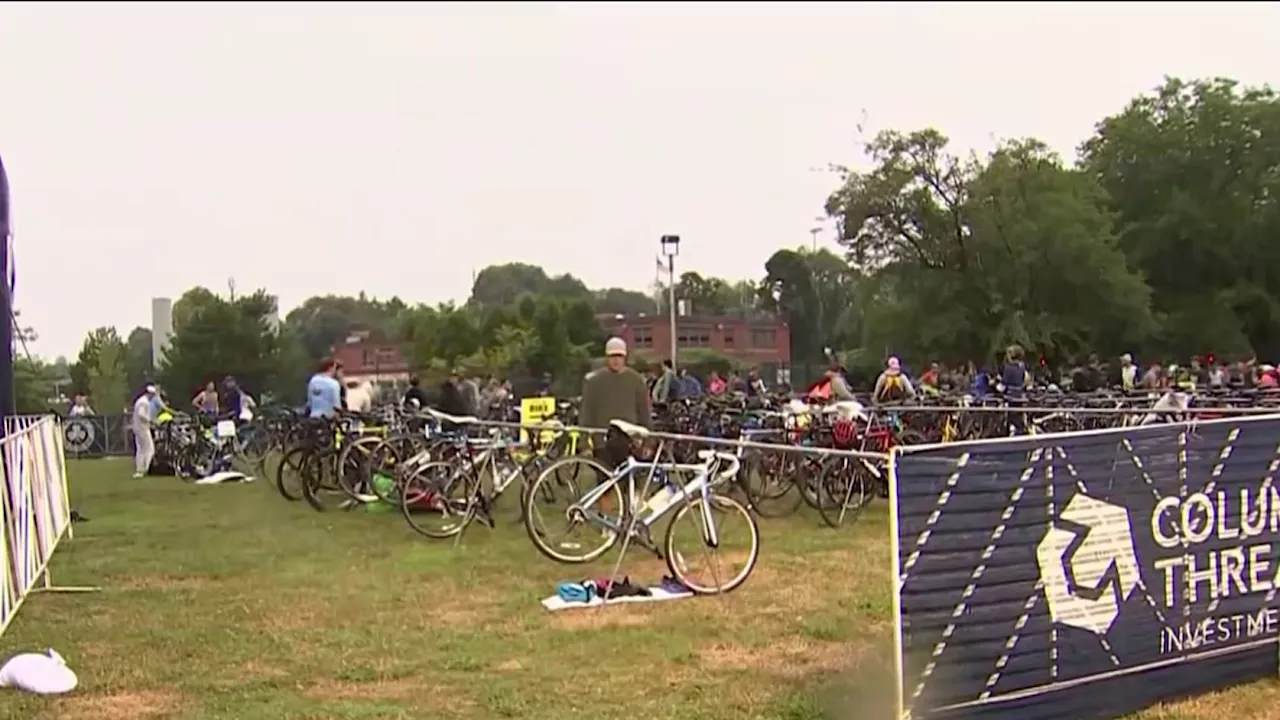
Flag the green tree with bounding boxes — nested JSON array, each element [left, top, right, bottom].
[[469, 263, 581, 308], [758, 248, 858, 367], [172, 286, 221, 333], [825, 128, 1155, 364], [284, 293, 407, 361], [14, 357, 56, 414], [124, 326, 154, 390], [84, 327, 128, 412], [161, 290, 282, 401], [592, 287, 657, 315], [1080, 77, 1280, 359], [72, 327, 126, 398]]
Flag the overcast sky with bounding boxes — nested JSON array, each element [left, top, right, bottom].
[[2, 2, 1278, 358]]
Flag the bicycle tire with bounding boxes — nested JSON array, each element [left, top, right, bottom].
[[664, 494, 759, 594], [301, 448, 344, 512], [741, 455, 804, 518], [400, 461, 474, 539], [815, 458, 870, 528], [336, 435, 391, 503], [275, 446, 307, 501], [522, 455, 620, 564]]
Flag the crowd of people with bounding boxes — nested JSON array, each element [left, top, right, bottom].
[[893, 352, 1280, 398]]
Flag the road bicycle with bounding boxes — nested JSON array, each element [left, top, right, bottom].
[[398, 409, 564, 539], [522, 419, 760, 595]]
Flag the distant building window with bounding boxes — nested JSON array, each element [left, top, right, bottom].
[[750, 328, 777, 349], [633, 327, 655, 348], [677, 327, 712, 347], [375, 347, 397, 364], [723, 329, 735, 348], [362, 349, 374, 366]]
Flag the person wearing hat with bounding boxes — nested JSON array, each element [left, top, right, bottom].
[[580, 337, 651, 531], [131, 384, 161, 478], [581, 337, 651, 434], [872, 356, 916, 404]]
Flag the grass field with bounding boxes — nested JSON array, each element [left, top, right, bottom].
[[0, 460, 1274, 719]]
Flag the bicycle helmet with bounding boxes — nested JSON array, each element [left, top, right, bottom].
[[832, 416, 857, 448]]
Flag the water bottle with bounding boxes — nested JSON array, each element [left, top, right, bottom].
[[642, 469, 681, 517]]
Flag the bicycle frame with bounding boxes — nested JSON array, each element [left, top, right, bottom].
[[570, 454, 725, 545]]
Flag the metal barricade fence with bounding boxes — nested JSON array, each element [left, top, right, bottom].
[[0, 415, 98, 638], [448, 414, 890, 463], [60, 413, 136, 459]]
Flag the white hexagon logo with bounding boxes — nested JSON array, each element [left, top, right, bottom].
[[1037, 493, 1141, 635]]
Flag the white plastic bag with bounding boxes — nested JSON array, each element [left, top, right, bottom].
[[215, 420, 237, 439], [0, 649, 78, 694]]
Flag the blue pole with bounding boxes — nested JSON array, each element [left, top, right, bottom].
[[0, 154, 15, 419]]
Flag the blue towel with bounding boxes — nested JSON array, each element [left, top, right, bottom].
[[557, 582, 591, 604]]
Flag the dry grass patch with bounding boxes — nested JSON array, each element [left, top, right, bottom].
[[302, 673, 475, 713], [698, 636, 864, 678], [303, 677, 418, 701], [231, 658, 291, 680], [43, 689, 183, 720], [249, 600, 328, 634], [113, 574, 214, 591]]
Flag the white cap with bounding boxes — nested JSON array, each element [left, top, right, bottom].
[[145, 385, 157, 394], [605, 337, 627, 356]]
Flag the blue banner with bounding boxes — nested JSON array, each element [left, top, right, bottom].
[[893, 416, 1280, 719]]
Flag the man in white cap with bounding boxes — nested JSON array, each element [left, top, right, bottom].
[[579, 337, 651, 535], [132, 385, 160, 478], [580, 337, 651, 432]]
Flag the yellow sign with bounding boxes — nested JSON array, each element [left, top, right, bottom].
[[520, 396, 558, 447]]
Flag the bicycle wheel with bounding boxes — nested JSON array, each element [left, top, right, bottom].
[[664, 494, 759, 594], [275, 446, 307, 501], [796, 458, 823, 509], [742, 453, 804, 518], [236, 422, 271, 469], [400, 461, 476, 539], [302, 449, 347, 512], [523, 455, 621, 564], [815, 458, 871, 528], [336, 435, 386, 503]]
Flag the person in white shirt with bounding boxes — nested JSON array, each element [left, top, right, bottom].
[[67, 393, 94, 417], [1118, 354, 1139, 391], [344, 379, 375, 413], [132, 385, 159, 478]]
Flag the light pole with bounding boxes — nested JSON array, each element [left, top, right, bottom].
[[809, 216, 826, 252], [660, 234, 680, 372]]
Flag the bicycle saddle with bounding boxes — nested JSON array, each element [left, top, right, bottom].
[[610, 419, 650, 438]]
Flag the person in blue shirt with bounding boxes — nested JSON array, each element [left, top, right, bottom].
[[220, 375, 244, 420], [679, 369, 703, 397], [149, 385, 172, 418], [307, 359, 343, 418], [972, 368, 991, 397]]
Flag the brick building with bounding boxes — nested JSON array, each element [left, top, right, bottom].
[[331, 314, 793, 386], [331, 332, 411, 384], [601, 313, 791, 379]]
